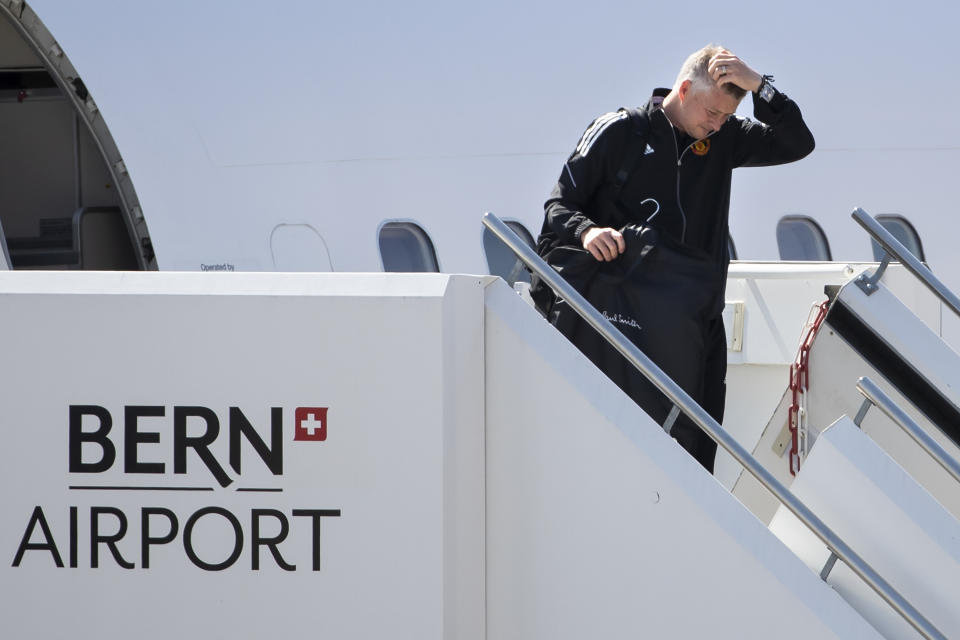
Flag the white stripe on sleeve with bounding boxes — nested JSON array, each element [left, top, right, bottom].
[[575, 111, 627, 157], [563, 162, 577, 188]]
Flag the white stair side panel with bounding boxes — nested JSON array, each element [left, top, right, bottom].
[[732, 387, 795, 524], [770, 416, 960, 640], [838, 282, 960, 408], [717, 363, 790, 491], [0, 272, 487, 640], [878, 265, 943, 338], [439, 274, 489, 639], [483, 279, 882, 640], [733, 276, 960, 525], [805, 328, 960, 520], [733, 329, 960, 525]]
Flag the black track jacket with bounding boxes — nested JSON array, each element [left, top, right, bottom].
[[536, 85, 813, 469], [540, 86, 815, 272]]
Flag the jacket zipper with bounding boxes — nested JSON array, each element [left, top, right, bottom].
[[670, 132, 690, 243], [669, 117, 719, 244]]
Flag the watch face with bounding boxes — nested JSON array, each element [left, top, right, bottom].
[[760, 82, 775, 102]]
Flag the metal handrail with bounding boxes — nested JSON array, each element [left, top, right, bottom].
[[482, 212, 946, 640], [852, 207, 960, 318], [856, 376, 960, 485]]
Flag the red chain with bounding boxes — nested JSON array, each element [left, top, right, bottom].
[[787, 300, 830, 476]]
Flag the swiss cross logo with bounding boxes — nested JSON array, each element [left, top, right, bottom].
[[295, 407, 328, 441]]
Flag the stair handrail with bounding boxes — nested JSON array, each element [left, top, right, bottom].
[[856, 376, 960, 485], [852, 207, 960, 318], [483, 211, 946, 640]]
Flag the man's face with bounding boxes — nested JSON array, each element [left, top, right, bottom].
[[678, 82, 741, 140]]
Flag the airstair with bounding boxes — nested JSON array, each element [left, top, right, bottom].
[[485, 208, 960, 639], [735, 210, 960, 526], [2, 211, 958, 639]]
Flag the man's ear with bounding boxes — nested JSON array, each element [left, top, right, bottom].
[[678, 79, 691, 103]]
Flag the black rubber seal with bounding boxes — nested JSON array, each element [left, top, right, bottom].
[[825, 298, 960, 446]]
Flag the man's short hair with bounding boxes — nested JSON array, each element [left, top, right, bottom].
[[675, 44, 747, 100]]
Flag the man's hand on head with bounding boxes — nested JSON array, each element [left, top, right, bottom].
[[582, 227, 626, 261], [708, 50, 763, 93]]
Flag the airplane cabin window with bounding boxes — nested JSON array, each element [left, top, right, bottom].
[[727, 234, 738, 260], [776, 216, 832, 261], [483, 220, 535, 287], [0, 215, 10, 270], [0, 10, 149, 270], [871, 215, 926, 263], [379, 222, 440, 272]]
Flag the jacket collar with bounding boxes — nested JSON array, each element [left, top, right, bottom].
[[647, 87, 671, 112]]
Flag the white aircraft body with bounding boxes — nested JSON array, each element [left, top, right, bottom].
[[1, 1, 957, 276], [3, 1, 960, 638]]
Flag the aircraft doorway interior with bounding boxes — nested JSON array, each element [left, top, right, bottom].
[[0, 4, 153, 270]]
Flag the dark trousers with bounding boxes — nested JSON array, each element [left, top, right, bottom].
[[670, 317, 725, 473], [540, 229, 726, 474]]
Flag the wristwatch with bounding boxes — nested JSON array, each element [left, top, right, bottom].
[[757, 74, 776, 102]]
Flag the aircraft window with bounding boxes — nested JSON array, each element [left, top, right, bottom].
[[776, 216, 832, 261], [727, 233, 738, 260], [871, 215, 926, 263], [483, 220, 535, 287], [379, 222, 439, 272], [0, 215, 10, 270]]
